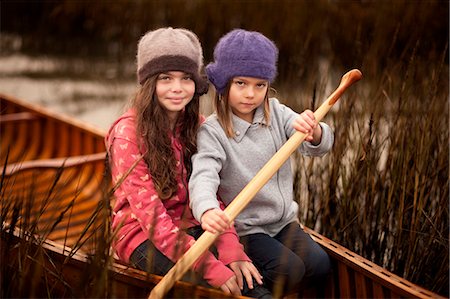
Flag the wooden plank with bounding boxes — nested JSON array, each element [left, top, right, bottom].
[[355, 271, 368, 298], [303, 226, 444, 299], [373, 281, 385, 298], [338, 262, 352, 298]]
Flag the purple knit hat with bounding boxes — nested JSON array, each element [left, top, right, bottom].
[[137, 27, 208, 95], [206, 29, 278, 94]]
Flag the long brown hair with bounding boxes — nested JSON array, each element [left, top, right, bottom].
[[215, 81, 271, 138], [132, 75, 200, 200]]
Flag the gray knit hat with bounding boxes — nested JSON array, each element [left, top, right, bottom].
[[137, 27, 208, 95]]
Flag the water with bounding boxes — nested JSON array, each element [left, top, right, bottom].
[[0, 54, 136, 131], [0, 53, 216, 131]]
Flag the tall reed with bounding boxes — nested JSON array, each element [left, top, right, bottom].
[[290, 38, 448, 296], [0, 158, 115, 298]]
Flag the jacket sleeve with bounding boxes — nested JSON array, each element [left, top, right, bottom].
[[189, 123, 225, 222], [214, 201, 251, 265], [272, 98, 334, 156], [188, 123, 251, 265], [108, 122, 233, 287]]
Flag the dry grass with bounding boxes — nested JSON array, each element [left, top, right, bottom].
[[290, 36, 448, 296], [0, 158, 115, 298]]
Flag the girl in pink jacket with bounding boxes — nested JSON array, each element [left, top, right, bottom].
[[105, 27, 269, 298]]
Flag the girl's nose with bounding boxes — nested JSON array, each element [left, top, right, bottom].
[[245, 86, 254, 98], [170, 79, 183, 92]]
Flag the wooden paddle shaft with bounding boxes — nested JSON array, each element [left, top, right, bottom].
[[225, 69, 362, 219], [149, 69, 362, 299]]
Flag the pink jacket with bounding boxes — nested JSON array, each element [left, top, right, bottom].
[[105, 109, 250, 287]]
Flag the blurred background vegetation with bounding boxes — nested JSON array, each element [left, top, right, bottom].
[[1, 0, 448, 82], [1, 0, 448, 296]]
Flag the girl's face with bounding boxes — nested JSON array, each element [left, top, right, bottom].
[[228, 76, 268, 123], [156, 71, 195, 122]]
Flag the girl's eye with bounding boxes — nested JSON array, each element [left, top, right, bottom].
[[257, 83, 267, 88], [158, 75, 171, 81], [182, 76, 193, 81], [233, 80, 245, 86]]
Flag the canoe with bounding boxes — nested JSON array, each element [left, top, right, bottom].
[[0, 93, 443, 298]]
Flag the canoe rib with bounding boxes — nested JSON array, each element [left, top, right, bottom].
[[2, 152, 107, 176], [0, 111, 39, 123]]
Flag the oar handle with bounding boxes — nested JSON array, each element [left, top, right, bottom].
[[148, 69, 362, 299]]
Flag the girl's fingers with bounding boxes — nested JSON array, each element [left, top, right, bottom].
[[211, 213, 230, 230], [201, 222, 216, 234], [223, 276, 241, 296], [250, 266, 263, 285], [245, 264, 262, 286], [301, 110, 317, 127], [235, 269, 244, 290], [242, 269, 254, 289], [201, 209, 231, 233], [220, 285, 230, 294]]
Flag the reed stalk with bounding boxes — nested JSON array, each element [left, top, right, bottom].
[[291, 39, 448, 296], [0, 159, 115, 298]]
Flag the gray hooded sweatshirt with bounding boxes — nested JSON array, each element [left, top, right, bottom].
[[189, 98, 334, 237]]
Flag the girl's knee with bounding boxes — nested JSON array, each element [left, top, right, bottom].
[[287, 256, 306, 283], [267, 255, 305, 287], [308, 248, 331, 277]]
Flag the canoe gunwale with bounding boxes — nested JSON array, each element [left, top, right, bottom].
[[304, 226, 444, 299], [1, 225, 250, 298], [0, 93, 107, 137]]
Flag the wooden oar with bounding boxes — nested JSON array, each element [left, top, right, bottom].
[[148, 69, 363, 299]]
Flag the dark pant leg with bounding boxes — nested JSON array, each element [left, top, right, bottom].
[[130, 227, 213, 286], [275, 222, 331, 297], [240, 231, 307, 294], [188, 226, 273, 299], [275, 222, 331, 280], [241, 223, 331, 296], [129, 239, 172, 275], [129, 239, 208, 287]]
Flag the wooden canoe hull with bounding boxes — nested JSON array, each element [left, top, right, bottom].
[[1, 229, 243, 298], [1, 94, 107, 252], [0, 93, 443, 298]]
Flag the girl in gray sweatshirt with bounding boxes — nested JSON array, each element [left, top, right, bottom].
[[189, 29, 333, 296]]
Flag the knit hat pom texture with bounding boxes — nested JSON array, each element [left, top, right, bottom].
[[137, 27, 207, 95], [206, 29, 279, 94]]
